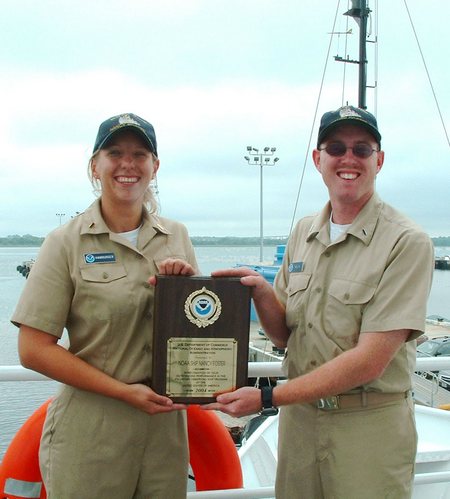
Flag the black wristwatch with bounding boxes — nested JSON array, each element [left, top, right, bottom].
[[260, 385, 279, 416]]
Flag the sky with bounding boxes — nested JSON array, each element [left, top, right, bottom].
[[0, 0, 448, 238]]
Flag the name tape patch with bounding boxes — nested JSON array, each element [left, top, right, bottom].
[[84, 252, 116, 264], [288, 262, 304, 273]]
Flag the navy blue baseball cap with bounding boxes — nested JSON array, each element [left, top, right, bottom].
[[317, 105, 381, 147], [93, 113, 158, 156]]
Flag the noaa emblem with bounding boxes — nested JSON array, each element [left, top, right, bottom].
[[339, 105, 361, 118], [118, 114, 140, 126], [85, 254, 96, 264], [185, 287, 222, 328]]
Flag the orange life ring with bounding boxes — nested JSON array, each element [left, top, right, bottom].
[[0, 400, 242, 497], [0, 399, 50, 499], [187, 404, 243, 491]]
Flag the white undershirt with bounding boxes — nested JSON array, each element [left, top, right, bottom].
[[329, 215, 351, 242], [117, 226, 141, 247]]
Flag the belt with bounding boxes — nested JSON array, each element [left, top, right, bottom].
[[315, 391, 409, 411]]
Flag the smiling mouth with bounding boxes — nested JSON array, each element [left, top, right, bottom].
[[338, 172, 359, 180], [116, 176, 139, 183]]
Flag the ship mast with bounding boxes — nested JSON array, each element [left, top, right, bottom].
[[289, 1, 376, 233], [335, 0, 371, 109]]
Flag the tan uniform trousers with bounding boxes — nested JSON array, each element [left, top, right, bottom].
[[39, 387, 188, 499], [276, 395, 416, 499]]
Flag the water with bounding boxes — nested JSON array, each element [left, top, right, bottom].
[[1, 245, 450, 459]]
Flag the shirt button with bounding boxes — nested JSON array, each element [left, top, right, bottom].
[[311, 360, 317, 367], [102, 272, 109, 279], [307, 323, 313, 329], [143, 282, 151, 288], [146, 311, 153, 319], [344, 293, 350, 300], [143, 344, 151, 353], [316, 287, 322, 293], [324, 252, 330, 257]]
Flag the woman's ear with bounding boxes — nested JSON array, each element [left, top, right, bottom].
[[91, 159, 99, 179], [152, 158, 160, 177]]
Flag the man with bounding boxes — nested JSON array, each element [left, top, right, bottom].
[[206, 105, 434, 498]]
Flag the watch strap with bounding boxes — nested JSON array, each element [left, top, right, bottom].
[[261, 385, 275, 409]]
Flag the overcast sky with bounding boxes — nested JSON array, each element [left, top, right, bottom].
[[0, 0, 448, 238]]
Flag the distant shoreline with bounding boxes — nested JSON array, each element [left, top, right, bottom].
[[0, 235, 449, 248]]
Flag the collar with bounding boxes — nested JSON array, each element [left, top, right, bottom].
[[307, 193, 382, 246], [80, 198, 172, 237]]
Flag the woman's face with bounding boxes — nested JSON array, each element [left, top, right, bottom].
[[92, 130, 159, 208]]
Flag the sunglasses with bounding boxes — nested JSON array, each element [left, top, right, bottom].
[[319, 142, 379, 159]]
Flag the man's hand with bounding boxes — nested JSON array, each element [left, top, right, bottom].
[[202, 386, 262, 418], [212, 267, 272, 301]]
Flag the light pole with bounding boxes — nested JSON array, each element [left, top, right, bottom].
[[244, 146, 279, 262], [56, 213, 66, 226]]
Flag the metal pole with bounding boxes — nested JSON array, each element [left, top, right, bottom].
[[358, 0, 368, 109], [56, 213, 65, 226], [259, 159, 263, 262], [244, 147, 279, 263]]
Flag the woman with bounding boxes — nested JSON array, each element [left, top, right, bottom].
[[12, 113, 199, 498]]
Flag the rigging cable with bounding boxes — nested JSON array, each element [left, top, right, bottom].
[[403, 0, 450, 148], [288, 0, 342, 235]]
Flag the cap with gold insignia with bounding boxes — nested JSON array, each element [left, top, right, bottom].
[[317, 105, 381, 147], [93, 113, 158, 156]]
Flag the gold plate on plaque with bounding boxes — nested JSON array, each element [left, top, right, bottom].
[[166, 337, 237, 398]]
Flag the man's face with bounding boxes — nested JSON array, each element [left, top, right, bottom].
[[312, 124, 384, 213]]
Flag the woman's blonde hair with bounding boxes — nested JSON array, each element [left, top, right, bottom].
[[87, 151, 160, 214]]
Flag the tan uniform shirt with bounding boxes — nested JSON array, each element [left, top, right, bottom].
[[12, 198, 199, 384], [274, 193, 434, 394]]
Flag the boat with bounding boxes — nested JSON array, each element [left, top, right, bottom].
[[238, 401, 450, 499], [435, 256, 450, 271], [236, 244, 285, 321], [15, 260, 34, 279]]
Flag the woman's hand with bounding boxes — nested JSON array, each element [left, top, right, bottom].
[[148, 258, 196, 286], [124, 383, 187, 414]]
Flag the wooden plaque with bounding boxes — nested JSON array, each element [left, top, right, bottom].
[[152, 276, 251, 404]]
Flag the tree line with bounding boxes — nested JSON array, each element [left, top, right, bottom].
[[1, 234, 450, 247]]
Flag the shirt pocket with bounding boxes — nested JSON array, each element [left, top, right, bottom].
[[326, 278, 376, 344], [79, 263, 133, 319], [80, 263, 127, 283], [286, 273, 311, 329]]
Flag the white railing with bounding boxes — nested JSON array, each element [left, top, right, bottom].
[[187, 488, 275, 498], [183, 470, 450, 498], [0, 363, 286, 382], [1, 357, 450, 382]]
